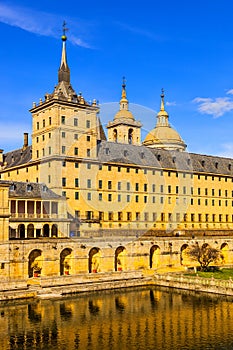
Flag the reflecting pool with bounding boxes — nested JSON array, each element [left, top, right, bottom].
[[0, 287, 233, 350]]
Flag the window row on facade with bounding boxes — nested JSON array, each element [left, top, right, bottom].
[[36, 116, 91, 130], [75, 210, 233, 224]]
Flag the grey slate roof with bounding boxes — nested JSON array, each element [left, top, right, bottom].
[[0, 180, 62, 199], [2, 140, 233, 176], [97, 141, 233, 176], [2, 146, 32, 169]]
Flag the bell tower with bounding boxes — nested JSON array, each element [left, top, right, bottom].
[[107, 78, 142, 145]]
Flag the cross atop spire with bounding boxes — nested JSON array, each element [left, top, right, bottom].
[[58, 21, 70, 84], [160, 88, 165, 111], [120, 76, 128, 110]]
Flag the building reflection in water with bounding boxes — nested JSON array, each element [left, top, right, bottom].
[[0, 287, 233, 349]]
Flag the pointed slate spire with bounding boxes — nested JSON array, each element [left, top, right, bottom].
[[58, 21, 70, 84]]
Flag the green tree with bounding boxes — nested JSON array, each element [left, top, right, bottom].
[[188, 244, 222, 271]]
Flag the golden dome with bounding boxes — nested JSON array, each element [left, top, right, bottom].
[[143, 90, 186, 151], [114, 109, 135, 120]]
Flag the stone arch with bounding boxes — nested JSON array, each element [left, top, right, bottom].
[[180, 244, 189, 266], [51, 224, 58, 237], [115, 246, 126, 271], [60, 248, 72, 275], [89, 247, 101, 273], [43, 224, 49, 237], [128, 128, 133, 144], [149, 245, 160, 269], [28, 249, 42, 278], [18, 224, 25, 239], [220, 243, 229, 264], [27, 224, 34, 238]]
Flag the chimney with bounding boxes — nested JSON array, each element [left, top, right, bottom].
[[23, 133, 28, 150], [0, 149, 3, 164]]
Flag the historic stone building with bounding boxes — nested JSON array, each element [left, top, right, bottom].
[[0, 32, 233, 282]]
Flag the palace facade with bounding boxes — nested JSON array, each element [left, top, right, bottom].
[[0, 33, 233, 281]]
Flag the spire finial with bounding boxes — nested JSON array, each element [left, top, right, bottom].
[[160, 88, 165, 111], [58, 21, 70, 84], [62, 20, 68, 41], [121, 76, 127, 99]]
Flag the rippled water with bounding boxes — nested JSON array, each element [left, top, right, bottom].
[[0, 287, 233, 350]]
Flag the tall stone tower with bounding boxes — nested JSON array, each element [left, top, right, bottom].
[[30, 26, 103, 195]]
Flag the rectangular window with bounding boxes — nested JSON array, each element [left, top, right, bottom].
[[75, 178, 79, 187], [144, 212, 149, 221], [205, 199, 208, 206], [74, 118, 78, 126], [62, 146, 66, 154], [118, 167, 121, 172], [108, 181, 112, 190], [118, 212, 123, 221], [127, 167, 130, 173], [87, 135, 91, 141], [191, 213, 195, 222], [99, 212, 104, 221], [74, 134, 78, 140], [135, 183, 139, 191], [62, 132, 66, 138], [87, 193, 91, 201], [74, 147, 78, 155], [198, 188, 201, 195], [127, 195, 130, 202], [135, 168, 139, 174], [183, 186, 186, 195], [62, 177, 66, 186], [160, 197, 164, 204], [152, 184, 156, 192], [135, 195, 139, 203], [205, 188, 208, 195], [144, 184, 148, 192], [212, 199, 215, 206], [212, 214, 215, 222], [86, 120, 90, 128], [87, 149, 91, 157], [108, 194, 112, 201], [48, 146, 51, 155], [127, 212, 132, 221], [136, 212, 140, 221], [198, 199, 201, 205], [37, 122, 39, 130], [219, 189, 221, 196], [108, 165, 112, 171], [152, 196, 156, 203], [118, 194, 121, 202], [160, 185, 163, 193], [99, 180, 102, 189], [75, 162, 79, 168], [176, 186, 179, 194], [99, 164, 102, 170], [127, 182, 130, 191], [198, 214, 202, 222], [99, 193, 102, 201], [62, 191, 66, 197], [87, 163, 91, 169], [144, 196, 147, 203], [75, 192, 79, 200], [168, 185, 171, 194], [61, 116, 65, 124], [87, 179, 91, 188], [117, 182, 121, 190], [49, 117, 51, 125]]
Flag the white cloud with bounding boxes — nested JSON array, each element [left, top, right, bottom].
[[217, 143, 233, 158], [0, 3, 89, 47], [166, 101, 176, 106], [227, 89, 233, 95], [193, 96, 233, 118]]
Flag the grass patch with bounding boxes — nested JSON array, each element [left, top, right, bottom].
[[185, 268, 233, 280]]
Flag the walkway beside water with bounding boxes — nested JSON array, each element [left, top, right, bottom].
[[153, 272, 233, 296], [2, 270, 233, 301]]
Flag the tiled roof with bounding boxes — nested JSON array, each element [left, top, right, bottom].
[[97, 141, 233, 176], [2, 146, 32, 169], [0, 180, 62, 199]]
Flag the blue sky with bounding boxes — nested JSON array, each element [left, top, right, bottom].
[[1, 0, 233, 157]]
